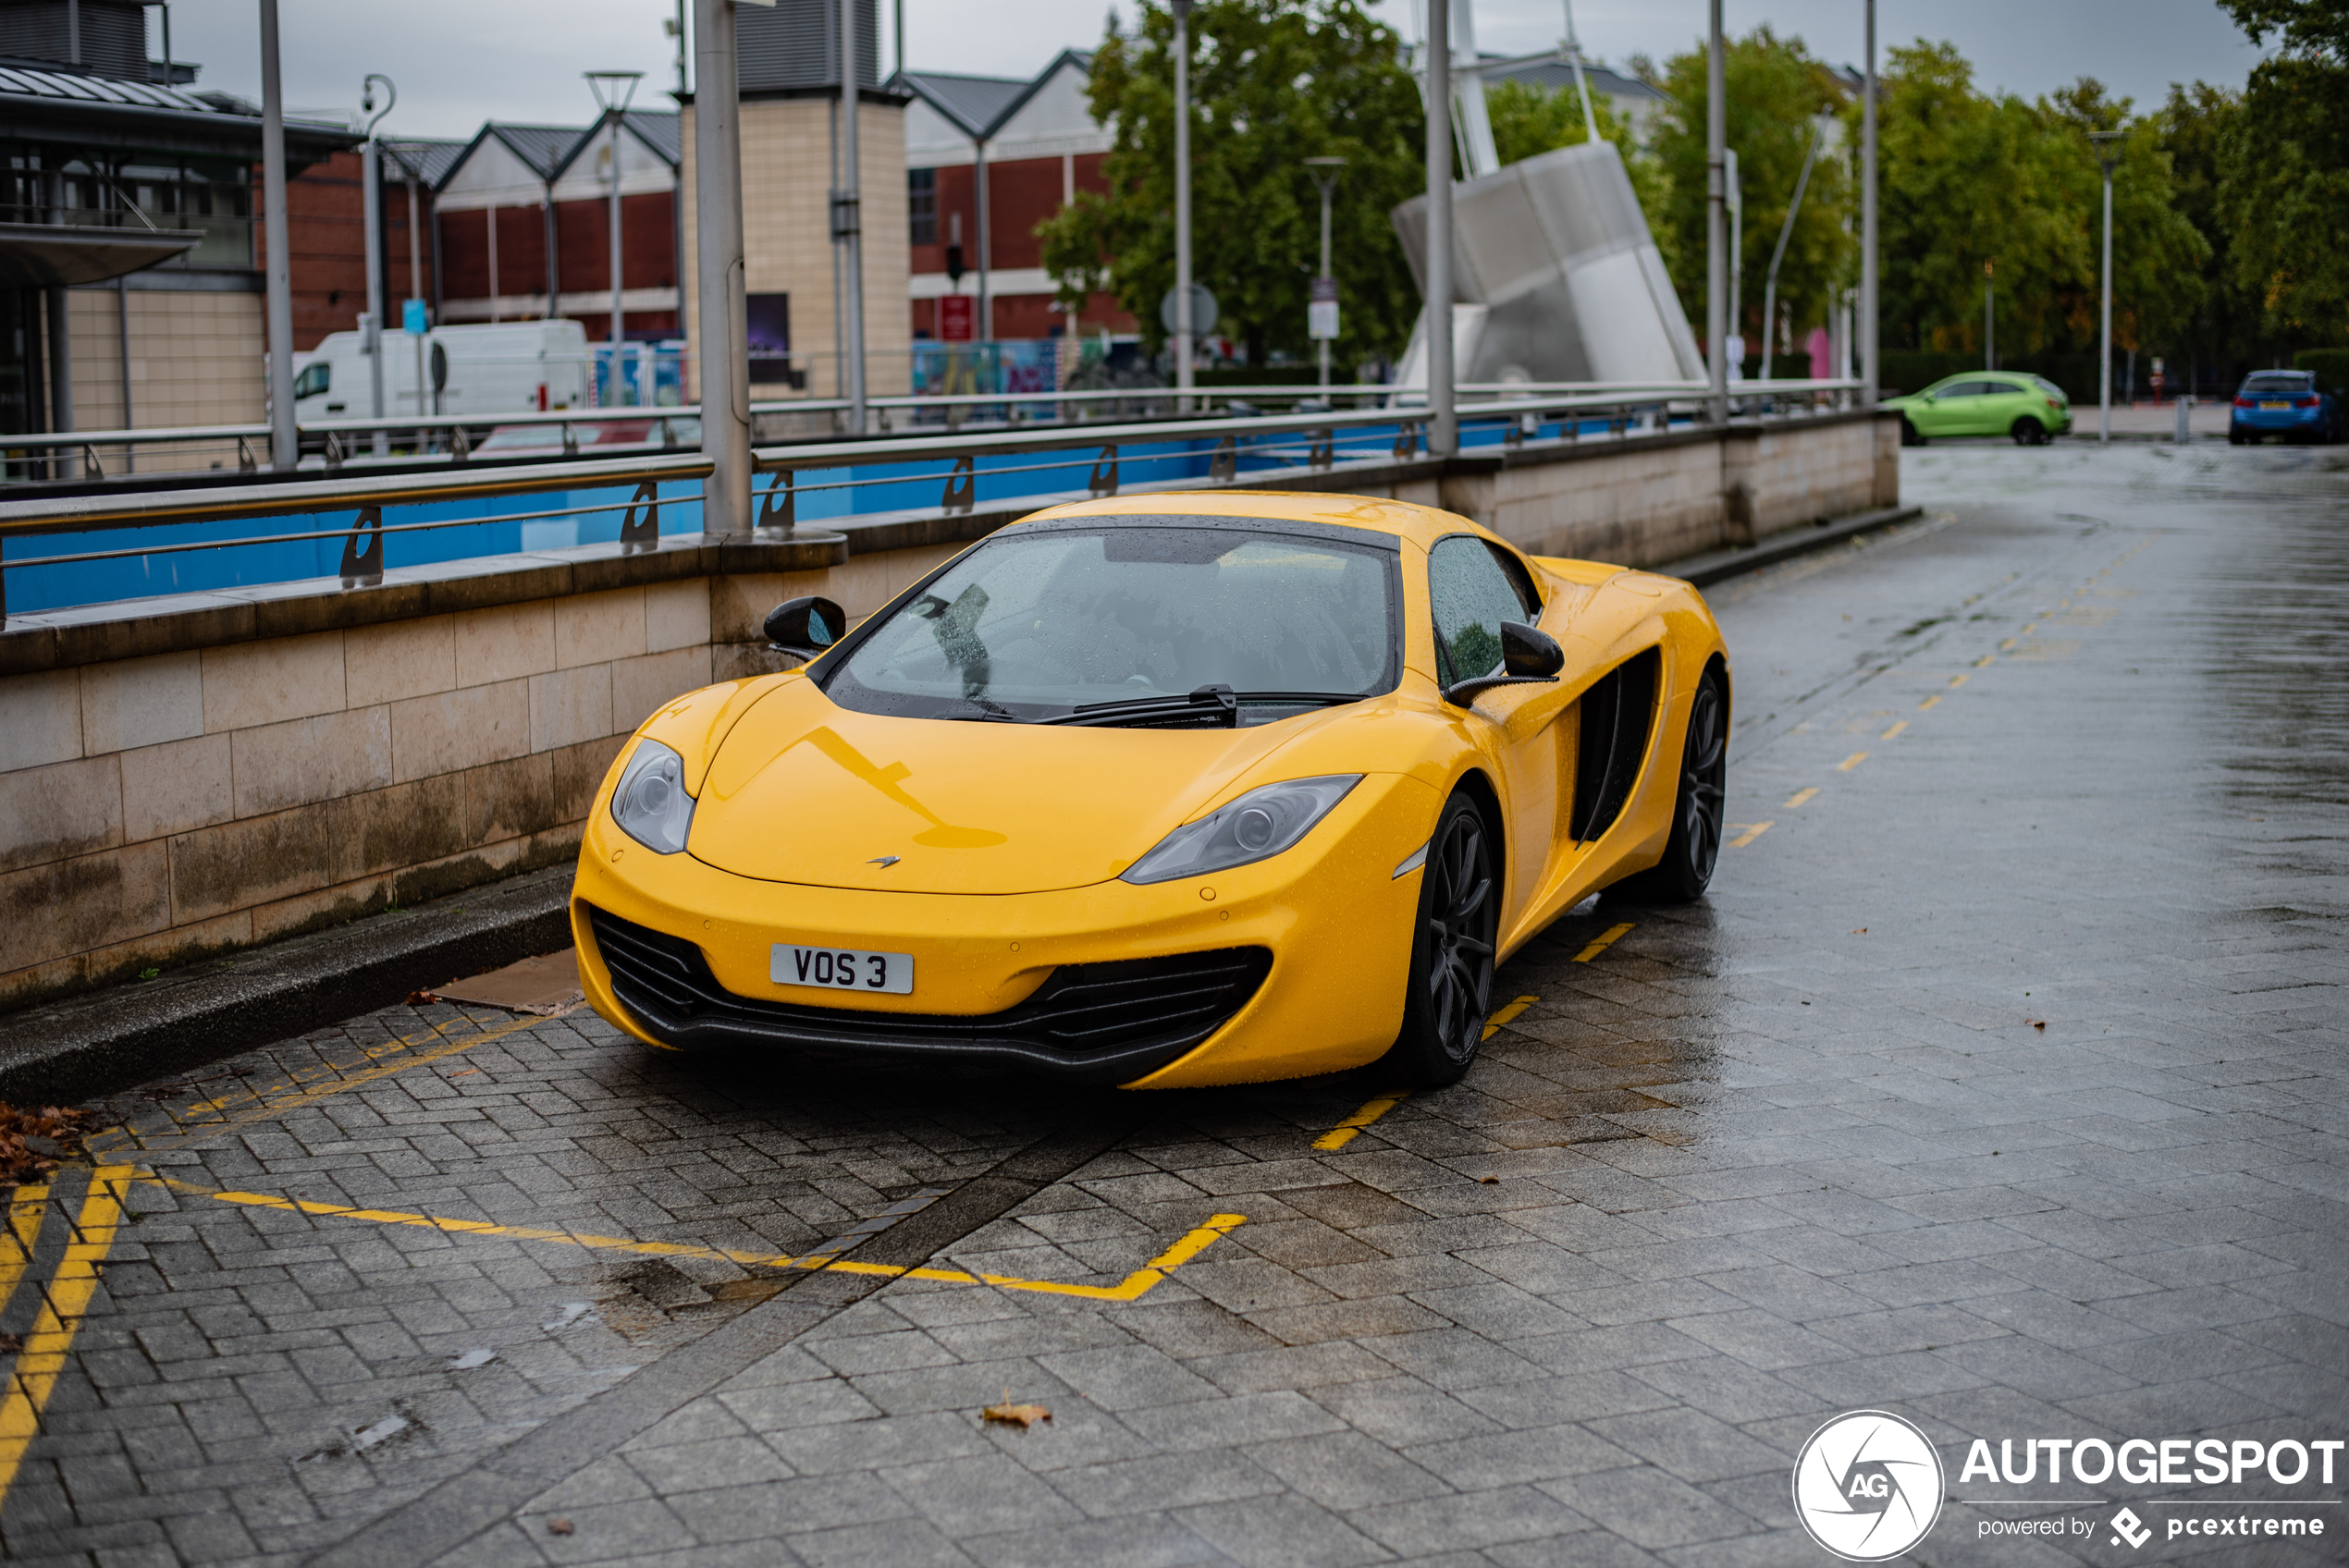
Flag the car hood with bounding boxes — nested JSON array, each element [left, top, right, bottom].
[[685, 680, 1329, 894]]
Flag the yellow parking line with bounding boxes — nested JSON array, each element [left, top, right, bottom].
[[1998, 638, 2017, 652], [1785, 788, 1819, 809], [1974, 654, 1996, 668], [1482, 995, 1538, 1039], [1918, 694, 1941, 711], [2021, 623, 2037, 635], [1880, 720, 1908, 741], [1314, 1091, 1409, 1150], [188, 1182, 1242, 1305], [1837, 752, 1869, 772], [0, 1166, 133, 1503], [1948, 674, 1969, 689], [1728, 822, 1773, 848], [1573, 923, 1636, 962]]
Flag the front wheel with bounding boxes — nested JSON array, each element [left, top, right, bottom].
[[1381, 793, 1499, 1087], [1608, 664, 1728, 905], [1900, 417, 1925, 447]]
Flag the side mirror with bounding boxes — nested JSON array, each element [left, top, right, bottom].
[[1445, 619, 1565, 705], [1501, 619, 1565, 678], [765, 595, 846, 662]]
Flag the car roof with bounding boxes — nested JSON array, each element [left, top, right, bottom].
[[1021, 489, 1469, 549]]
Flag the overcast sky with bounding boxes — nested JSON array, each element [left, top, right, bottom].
[[167, 0, 2265, 141]]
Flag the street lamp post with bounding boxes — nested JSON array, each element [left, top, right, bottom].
[[1983, 259, 1994, 372], [1172, 0, 1194, 408], [361, 75, 395, 457], [1861, 0, 1878, 407], [1424, 0, 1454, 455], [693, 0, 751, 535], [2089, 129, 2122, 444], [259, 0, 295, 470], [587, 70, 644, 406], [1704, 0, 1727, 425], [836, 0, 866, 435], [1304, 156, 1345, 391]]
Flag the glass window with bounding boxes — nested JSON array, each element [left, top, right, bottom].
[[1427, 535, 1531, 687], [293, 361, 330, 398], [2032, 376, 2066, 399], [825, 522, 1397, 723], [2243, 372, 2313, 394], [907, 167, 937, 247]]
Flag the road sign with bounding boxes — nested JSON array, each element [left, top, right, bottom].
[[939, 294, 975, 343], [1159, 283, 1217, 337], [401, 299, 427, 335], [1309, 276, 1338, 341]]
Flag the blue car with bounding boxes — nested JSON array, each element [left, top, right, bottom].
[[2230, 370, 2341, 445]]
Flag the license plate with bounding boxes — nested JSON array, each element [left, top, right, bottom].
[[2260, 401, 2289, 410], [771, 943, 913, 995]]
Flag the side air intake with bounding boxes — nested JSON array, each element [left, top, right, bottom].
[[1569, 647, 1661, 843]]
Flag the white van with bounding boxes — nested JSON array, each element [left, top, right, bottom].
[[291, 319, 593, 424]]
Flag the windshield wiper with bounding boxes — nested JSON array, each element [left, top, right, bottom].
[[941, 697, 1024, 722], [1042, 685, 1363, 729]]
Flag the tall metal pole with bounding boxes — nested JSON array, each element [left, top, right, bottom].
[[588, 72, 643, 404], [259, 0, 296, 470], [1425, 0, 1454, 455], [1984, 260, 1994, 372], [1172, 0, 1194, 407], [1759, 125, 1821, 383], [1318, 178, 1333, 389], [838, 0, 866, 433], [2090, 130, 2121, 444], [1305, 156, 1343, 392], [362, 76, 394, 456], [1861, 0, 1878, 406], [695, 0, 752, 533], [1704, 0, 1727, 425], [973, 141, 989, 342]]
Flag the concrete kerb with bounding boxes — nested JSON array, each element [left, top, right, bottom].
[[0, 496, 1916, 1109]]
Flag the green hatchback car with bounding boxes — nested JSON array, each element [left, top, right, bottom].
[[1883, 372, 2072, 446]]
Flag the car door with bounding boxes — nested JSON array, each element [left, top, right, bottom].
[[1911, 378, 1967, 436], [1426, 535, 1577, 927]]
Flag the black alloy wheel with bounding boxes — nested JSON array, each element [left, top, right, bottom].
[[1383, 793, 1499, 1086], [1610, 664, 1728, 905], [1900, 417, 1925, 447], [2011, 417, 2048, 447]]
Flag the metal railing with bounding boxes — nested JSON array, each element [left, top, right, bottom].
[[0, 382, 1865, 628]]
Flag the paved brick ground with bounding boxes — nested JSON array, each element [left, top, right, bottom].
[[2, 443, 2343, 1567]]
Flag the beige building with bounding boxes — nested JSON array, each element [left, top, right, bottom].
[[678, 0, 910, 409]]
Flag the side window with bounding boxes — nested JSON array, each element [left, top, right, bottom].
[[293, 361, 329, 399], [1484, 541, 1541, 620], [1428, 535, 1528, 686]]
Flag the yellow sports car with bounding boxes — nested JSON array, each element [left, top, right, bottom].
[[571, 491, 1729, 1089]]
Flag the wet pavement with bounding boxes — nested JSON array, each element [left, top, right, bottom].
[[2, 441, 2344, 1567]]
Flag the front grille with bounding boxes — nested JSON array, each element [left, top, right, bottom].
[[585, 906, 1271, 1084]]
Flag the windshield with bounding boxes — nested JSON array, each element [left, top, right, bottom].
[[822, 521, 1398, 725], [2243, 373, 2313, 394]]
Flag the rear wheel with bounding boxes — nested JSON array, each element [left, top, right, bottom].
[[1608, 664, 1728, 905], [1381, 793, 1498, 1087], [2011, 416, 2048, 447]]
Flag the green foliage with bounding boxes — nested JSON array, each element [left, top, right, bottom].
[[1483, 80, 1670, 247], [1036, 0, 1426, 365], [1869, 43, 2207, 361], [2215, 2, 2349, 340], [1649, 28, 1853, 352], [2157, 81, 2269, 377], [2294, 348, 2349, 398]]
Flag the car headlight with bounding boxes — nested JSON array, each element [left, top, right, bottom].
[[610, 739, 695, 854], [1122, 775, 1360, 885]]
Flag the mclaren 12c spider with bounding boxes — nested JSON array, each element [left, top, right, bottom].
[[572, 492, 1730, 1089]]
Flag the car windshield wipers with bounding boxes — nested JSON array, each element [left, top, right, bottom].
[[941, 697, 1024, 722], [1042, 685, 1364, 729]]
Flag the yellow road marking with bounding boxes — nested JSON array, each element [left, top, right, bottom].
[[1948, 674, 1969, 689], [1573, 923, 1636, 962], [1728, 822, 1773, 848], [91, 1011, 549, 1157], [1482, 994, 1538, 1039], [1314, 1091, 1410, 1151], [182, 1181, 1241, 1305], [2020, 623, 2037, 634], [1974, 654, 1996, 668], [1918, 694, 1941, 711], [1879, 720, 1908, 741], [1784, 788, 1819, 809], [0, 1166, 133, 1501], [1837, 752, 1868, 771], [1998, 638, 2017, 652]]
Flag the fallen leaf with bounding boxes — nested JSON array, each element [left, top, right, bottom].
[[981, 1391, 1052, 1429], [0, 1332, 24, 1354], [1478, 1176, 1500, 1185], [1851, 928, 1867, 935], [2028, 1020, 2047, 1031], [447, 1069, 478, 1079], [0, 1102, 98, 1188], [547, 1518, 575, 1537], [405, 990, 442, 1006]]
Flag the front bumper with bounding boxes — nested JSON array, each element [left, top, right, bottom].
[[571, 770, 1441, 1088]]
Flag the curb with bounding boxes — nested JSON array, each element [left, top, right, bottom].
[[0, 866, 574, 1106], [1666, 504, 1926, 588]]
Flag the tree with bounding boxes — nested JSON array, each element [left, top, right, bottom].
[[2216, 0, 2349, 342], [1649, 27, 1854, 360], [1037, 0, 1426, 368]]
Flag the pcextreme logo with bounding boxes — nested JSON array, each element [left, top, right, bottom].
[[1793, 1410, 1947, 1561]]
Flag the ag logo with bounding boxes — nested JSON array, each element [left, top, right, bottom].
[[1792, 1410, 1945, 1561]]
